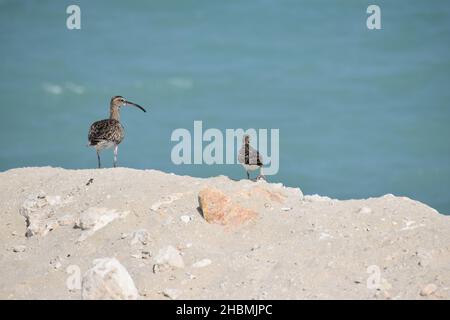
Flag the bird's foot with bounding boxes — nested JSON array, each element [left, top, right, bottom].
[[256, 174, 266, 181]]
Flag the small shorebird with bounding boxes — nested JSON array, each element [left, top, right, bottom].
[[238, 134, 265, 180], [88, 96, 146, 168]]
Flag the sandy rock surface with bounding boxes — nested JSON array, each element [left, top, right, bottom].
[[0, 167, 449, 299]]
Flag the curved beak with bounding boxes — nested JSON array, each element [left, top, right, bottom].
[[125, 100, 147, 112]]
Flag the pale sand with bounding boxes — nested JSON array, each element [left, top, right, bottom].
[[0, 167, 449, 299]]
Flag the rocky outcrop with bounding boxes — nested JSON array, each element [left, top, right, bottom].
[[0, 167, 449, 300]]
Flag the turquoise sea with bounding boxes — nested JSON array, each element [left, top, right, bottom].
[[1, 1, 449, 214]]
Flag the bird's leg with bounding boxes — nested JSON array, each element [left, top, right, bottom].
[[113, 145, 118, 168], [97, 150, 101, 168], [257, 167, 266, 181], [247, 171, 250, 180]]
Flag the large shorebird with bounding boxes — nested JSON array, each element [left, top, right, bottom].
[[88, 96, 146, 168], [238, 134, 265, 180]]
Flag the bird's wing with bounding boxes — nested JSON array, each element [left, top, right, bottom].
[[88, 119, 123, 145], [239, 145, 263, 166]]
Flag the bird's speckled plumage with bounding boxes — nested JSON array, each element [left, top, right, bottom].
[[88, 119, 124, 150], [238, 135, 264, 180], [238, 143, 263, 168]]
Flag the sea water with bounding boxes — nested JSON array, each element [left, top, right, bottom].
[[0, 0, 449, 214]]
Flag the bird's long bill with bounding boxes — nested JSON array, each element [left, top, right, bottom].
[[125, 100, 147, 112]]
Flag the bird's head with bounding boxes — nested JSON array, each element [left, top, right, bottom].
[[110, 95, 147, 112], [243, 134, 251, 145]]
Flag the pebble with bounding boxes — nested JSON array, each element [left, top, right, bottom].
[[180, 215, 191, 223], [163, 288, 181, 300], [12, 245, 26, 253], [186, 272, 196, 280], [281, 207, 292, 211], [420, 283, 437, 296], [155, 245, 185, 269], [130, 229, 149, 245], [319, 233, 333, 240], [131, 250, 151, 260], [192, 259, 212, 268]]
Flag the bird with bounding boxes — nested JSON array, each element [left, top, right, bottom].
[[88, 95, 146, 168], [238, 134, 265, 180]]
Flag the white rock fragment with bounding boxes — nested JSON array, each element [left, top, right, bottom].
[[192, 259, 212, 268], [281, 207, 292, 211], [319, 233, 333, 240], [12, 245, 26, 253], [19, 194, 54, 237], [81, 258, 138, 300], [19, 193, 73, 237], [150, 193, 183, 211], [163, 288, 181, 300], [180, 215, 191, 223], [76, 207, 129, 242], [155, 245, 185, 269], [420, 283, 437, 297], [130, 229, 149, 245], [400, 220, 425, 231], [358, 206, 372, 214]]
